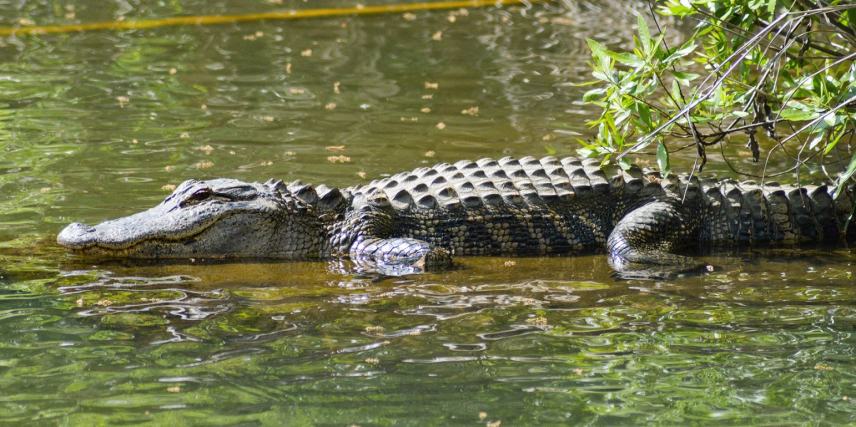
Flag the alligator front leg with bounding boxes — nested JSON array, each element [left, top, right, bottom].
[[607, 200, 709, 278], [350, 237, 451, 275], [330, 206, 451, 275]]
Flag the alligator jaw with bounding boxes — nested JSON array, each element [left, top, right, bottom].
[[56, 208, 220, 256]]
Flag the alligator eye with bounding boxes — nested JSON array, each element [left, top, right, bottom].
[[180, 188, 213, 207]]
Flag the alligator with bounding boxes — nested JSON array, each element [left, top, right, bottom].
[[57, 156, 856, 276]]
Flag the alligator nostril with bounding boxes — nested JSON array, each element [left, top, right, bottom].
[[70, 223, 95, 233]]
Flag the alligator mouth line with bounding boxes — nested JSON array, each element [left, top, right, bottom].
[[62, 212, 233, 255]]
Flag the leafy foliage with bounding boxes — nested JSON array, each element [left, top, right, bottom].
[[579, 0, 855, 197]]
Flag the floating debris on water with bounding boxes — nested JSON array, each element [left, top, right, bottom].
[[195, 145, 214, 154], [327, 155, 351, 164], [461, 106, 479, 116], [424, 81, 439, 90], [435, 122, 446, 130]]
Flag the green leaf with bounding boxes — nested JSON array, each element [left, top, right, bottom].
[[608, 51, 646, 68], [766, 0, 776, 15], [637, 14, 651, 50], [833, 153, 856, 199], [636, 102, 652, 130], [657, 141, 671, 179], [672, 71, 700, 85], [583, 88, 606, 102], [664, 42, 697, 63], [586, 38, 608, 61], [779, 107, 819, 121]]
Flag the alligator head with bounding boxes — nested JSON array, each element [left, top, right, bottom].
[[57, 178, 326, 259]]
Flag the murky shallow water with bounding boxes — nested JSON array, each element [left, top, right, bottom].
[[0, 1, 854, 425]]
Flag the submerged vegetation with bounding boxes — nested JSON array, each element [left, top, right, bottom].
[[580, 0, 855, 198]]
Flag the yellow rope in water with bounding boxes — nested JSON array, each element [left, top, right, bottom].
[[0, 0, 541, 36]]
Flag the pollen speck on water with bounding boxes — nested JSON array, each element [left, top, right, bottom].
[[179, 132, 190, 139], [402, 12, 416, 21], [424, 81, 439, 90], [333, 81, 341, 94], [420, 107, 431, 113], [478, 412, 487, 421], [424, 150, 435, 158], [327, 155, 350, 164], [364, 325, 384, 335], [166, 385, 181, 393], [116, 96, 129, 108], [195, 160, 214, 169], [326, 145, 346, 152], [324, 102, 337, 111], [461, 106, 479, 116], [435, 122, 446, 130], [300, 49, 312, 57], [195, 145, 214, 155], [161, 184, 177, 192], [168, 67, 177, 75], [431, 31, 442, 41], [357, 171, 367, 179]]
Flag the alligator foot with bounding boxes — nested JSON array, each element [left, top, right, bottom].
[[606, 200, 711, 279], [350, 237, 452, 276]]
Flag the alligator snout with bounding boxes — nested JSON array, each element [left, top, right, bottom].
[[57, 222, 97, 248]]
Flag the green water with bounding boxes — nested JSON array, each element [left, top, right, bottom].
[[0, 1, 854, 425]]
